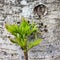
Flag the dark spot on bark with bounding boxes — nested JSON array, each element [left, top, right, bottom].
[[44, 29, 48, 32], [17, 22, 20, 24], [28, 21, 30, 23], [11, 54, 14, 56], [44, 25, 47, 28], [50, 50, 52, 53]]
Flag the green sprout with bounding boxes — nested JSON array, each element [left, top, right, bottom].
[[5, 17, 42, 60]]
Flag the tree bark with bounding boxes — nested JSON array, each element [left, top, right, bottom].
[[24, 51, 28, 60]]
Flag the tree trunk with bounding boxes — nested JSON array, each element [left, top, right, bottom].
[[24, 51, 28, 60]]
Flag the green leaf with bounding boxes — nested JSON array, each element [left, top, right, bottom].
[[28, 39, 42, 50], [9, 38, 17, 43], [5, 23, 18, 36]]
